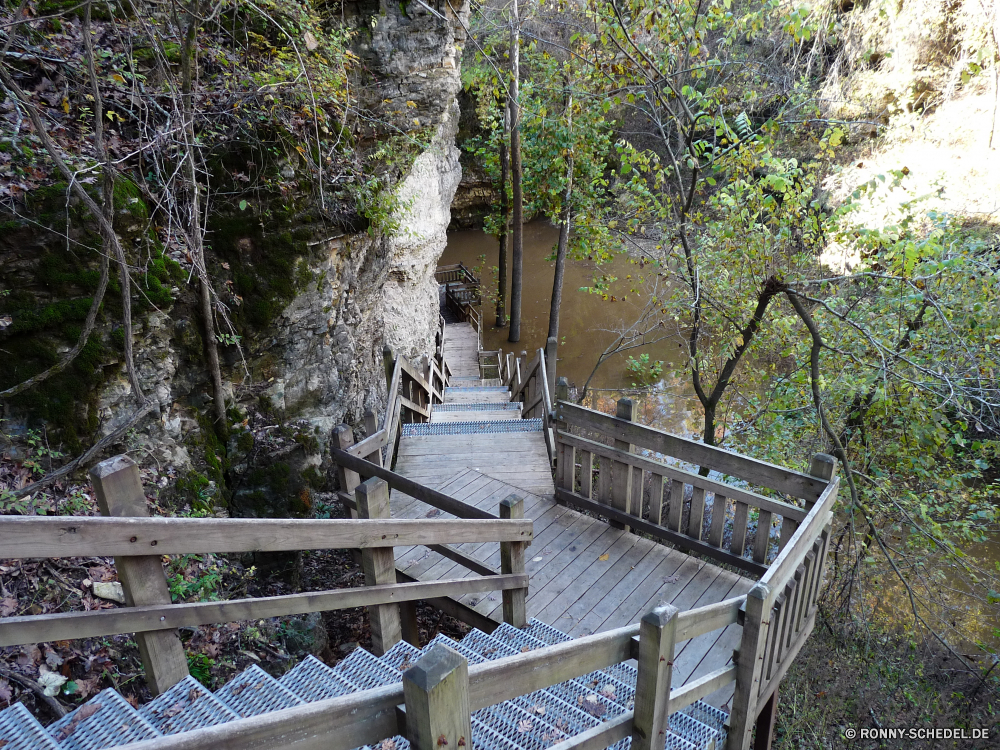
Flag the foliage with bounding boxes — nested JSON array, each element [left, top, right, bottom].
[[625, 353, 663, 385]]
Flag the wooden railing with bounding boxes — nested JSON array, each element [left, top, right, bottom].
[[488, 341, 558, 467], [549, 397, 839, 748], [112, 593, 749, 750], [435, 262, 477, 286], [0, 454, 532, 696]]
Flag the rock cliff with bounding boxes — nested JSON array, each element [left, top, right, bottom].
[[0, 0, 469, 513]]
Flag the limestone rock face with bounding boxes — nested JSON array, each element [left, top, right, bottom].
[[0, 0, 469, 513]]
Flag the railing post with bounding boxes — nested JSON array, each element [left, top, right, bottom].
[[364, 409, 383, 467], [384, 345, 395, 393], [554, 377, 573, 495], [806, 453, 836, 511], [610, 398, 634, 531], [355, 477, 402, 655], [90, 455, 188, 696], [499, 494, 527, 627], [545, 336, 558, 402], [631, 603, 679, 750], [727, 581, 771, 750], [403, 644, 472, 750], [334, 424, 361, 521]]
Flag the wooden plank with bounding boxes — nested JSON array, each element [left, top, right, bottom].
[[708, 494, 727, 548], [91, 455, 187, 696], [574, 546, 687, 636], [610, 399, 635, 531], [667, 480, 684, 532], [0, 516, 532, 558], [557, 432, 808, 523], [731, 501, 750, 558], [345, 428, 389, 459], [687, 486, 707, 540], [649, 473, 665, 525], [675, 595, 746, 643], [554, 487, 767, 576], [0, 575, 528, 648], [556, 402, 828, 501], [400, 396, 431, 419], [578, 450, 593, 499], [543, 713, 632, 750], [753, 509, 773, 565], [728, 582, 772, 749], [668, 665, 736, 714]]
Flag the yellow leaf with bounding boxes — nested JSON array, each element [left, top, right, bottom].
[[598, 553, 609, 561], [111, 74, 125, 83], [62, 98, 70, 114]]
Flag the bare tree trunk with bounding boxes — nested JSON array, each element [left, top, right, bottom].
[[496, 99, 510, 327], [179, 0, 227, 433], [547, 82, 573, 343], [507, 0, 524, 343]]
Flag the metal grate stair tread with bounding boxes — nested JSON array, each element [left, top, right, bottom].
[[46, 688, 161, 750], [0, 702, 62, 750], [138, 675, 237, 735], [402, 419, 542, 437], [215, 664, 303, 717]]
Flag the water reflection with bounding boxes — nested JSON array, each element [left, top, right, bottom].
[[441, 222, 703, 437]]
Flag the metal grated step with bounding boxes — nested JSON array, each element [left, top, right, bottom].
[[278, 655, 357, 702], [402, 419, 542, 437], [444, 386, 510, 393], [215, 664, 303, 718], [434, 402, 521, 412], [138, 675, 237, 735], [46, 688, 161, 750], [0, 702, 62, 750], [379, 640, 424, 672], [333, 647, 405, 690]]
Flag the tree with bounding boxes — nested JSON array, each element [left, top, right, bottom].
[[508, 0, 524, 342]]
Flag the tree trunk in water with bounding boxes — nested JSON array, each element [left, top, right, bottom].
[[546, 81, 573, 343], [496, 100, 510, 327], [508, 0, 523, 343], [181, 1, 226, 434]]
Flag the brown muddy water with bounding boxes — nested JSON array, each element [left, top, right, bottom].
[[441, 222, 704, 437]]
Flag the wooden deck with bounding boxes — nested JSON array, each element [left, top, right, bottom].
[[390, 321, 753, 709]]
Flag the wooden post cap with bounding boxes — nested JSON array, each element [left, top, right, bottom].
[[641, 602, 679, 628], [747, 581, 771, 601], [332, 424, 354, 448], [499, 493, 524, 513], [90, 454, 138, 481], [809, 453, 836, 480], [404, 643, 467, 691], [616, 398, 634, 420]]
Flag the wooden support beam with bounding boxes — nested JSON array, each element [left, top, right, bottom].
[[356, 478, 402, 655], [631, 604, 679, 750], [403, 644, 472, 750], [500, 494, 527, 628], [91, 455, 187, 696]]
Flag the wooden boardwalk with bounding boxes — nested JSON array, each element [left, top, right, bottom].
[[390, 321, 753, 708]]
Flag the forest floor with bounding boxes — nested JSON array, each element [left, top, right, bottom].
[[773, 608, 998, 750]]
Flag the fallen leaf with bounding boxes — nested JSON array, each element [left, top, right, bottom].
[[380, 740, 396, 750], [53, 703, 101, 741], [304, 31, 319, 50], [45, 650, 65, 669], [662, 574, 680, 584], [517, 719, 534, 733], [599, 684, 617, 700], [161, 701, 185, 719], [530, 704, 546, 715], [39, 670, 68, 697], [598, 553, 609, 562], [0, 680, 12, 703], [0, 597, 16, 616]]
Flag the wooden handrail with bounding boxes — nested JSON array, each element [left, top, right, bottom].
[[556, 401, 829, 501], [332, 447, 497, 521], [0, 515, 532, 558], [0, 574, 528, 648]]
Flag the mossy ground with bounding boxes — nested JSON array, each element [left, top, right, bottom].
[[771, 608, 998, 749]]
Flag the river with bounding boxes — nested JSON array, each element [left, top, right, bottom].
[[441, 222, 704, 437]]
